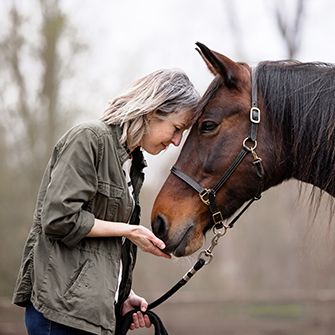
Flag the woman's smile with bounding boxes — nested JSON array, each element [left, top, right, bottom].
[[140, 109, 193, 155]]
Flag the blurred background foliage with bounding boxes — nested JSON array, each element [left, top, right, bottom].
[[0, 0, 334, 334]]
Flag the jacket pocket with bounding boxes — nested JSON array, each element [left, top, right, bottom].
[[63, 259, 90, 299], [98, 182, 123, 198], [94, 181, 131, 222], [60, 249, 119, 330]]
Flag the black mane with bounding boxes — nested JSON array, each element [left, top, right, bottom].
[[257, 60, 335, 198]]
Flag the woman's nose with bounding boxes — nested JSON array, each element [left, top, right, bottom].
[[171, 132, 182, 146]]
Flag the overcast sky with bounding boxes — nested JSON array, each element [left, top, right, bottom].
[[1, 0, 334, 185], [60, 0, 335, 184]]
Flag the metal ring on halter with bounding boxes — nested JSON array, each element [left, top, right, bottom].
[[213, 223, 228, 237], [198, 250, 213, 265], [243, 137, 257, 152]]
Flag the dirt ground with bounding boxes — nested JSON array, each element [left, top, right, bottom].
[[1, 298, 335, 335]]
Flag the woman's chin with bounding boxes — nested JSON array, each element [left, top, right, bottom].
[[145, 145, 168, 155]]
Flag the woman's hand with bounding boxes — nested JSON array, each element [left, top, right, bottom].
[[87, 219, 171, 259], [121, 291, 151, 330], [126, 225, 171, 259]]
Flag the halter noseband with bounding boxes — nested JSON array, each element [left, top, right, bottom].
[[171, 67, 265, 230]]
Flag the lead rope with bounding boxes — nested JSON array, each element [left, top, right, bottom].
[[115, 192, 262, 335], [114, 232, 220, 335]]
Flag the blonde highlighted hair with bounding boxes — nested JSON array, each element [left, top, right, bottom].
[[102, 69, 199, 149]]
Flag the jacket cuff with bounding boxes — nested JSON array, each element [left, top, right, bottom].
[[61, 210, 95, 248]]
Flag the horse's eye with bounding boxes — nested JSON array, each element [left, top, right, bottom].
[[199, 121, 218, 133]]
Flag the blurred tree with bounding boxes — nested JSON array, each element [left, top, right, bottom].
[[221, 0, 306, 59], [274, 0, 305, 59], [221, 0, 246, 60], [0, 0, 86, 296]]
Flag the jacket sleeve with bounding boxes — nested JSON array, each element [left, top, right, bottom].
[[41, 128, 100, 248]]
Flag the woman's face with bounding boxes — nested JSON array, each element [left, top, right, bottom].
[[140, 110, 194, 155]]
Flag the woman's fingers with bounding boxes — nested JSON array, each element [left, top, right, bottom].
[[141, 239, 170, 258], [132, 313, 139, 328], [147, 244, 171, 259], [127, 226, 171, 258], [144, 314, 151, 328], [150, 236, 166, 250], [131, 312, 151, 329]]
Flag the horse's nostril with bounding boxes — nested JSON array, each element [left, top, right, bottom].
[[152, 214, 167, 239]]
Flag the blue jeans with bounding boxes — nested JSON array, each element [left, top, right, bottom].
[[25, 302, 93, 335]]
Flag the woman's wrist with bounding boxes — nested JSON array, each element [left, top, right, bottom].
[[87, 219, 133, 238]]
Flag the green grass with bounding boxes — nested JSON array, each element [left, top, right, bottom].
[[210, 301, 304, 320], [246, 302, 304, 320]]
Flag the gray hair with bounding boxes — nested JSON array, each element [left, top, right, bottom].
[[102, 69, 199, 149]]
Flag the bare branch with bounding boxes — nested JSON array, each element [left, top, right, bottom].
[[274, 0, 306, 59]]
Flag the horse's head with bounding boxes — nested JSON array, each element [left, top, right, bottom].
[[151, 43, 276, 257]]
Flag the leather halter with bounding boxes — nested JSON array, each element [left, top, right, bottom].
[[171, 67, 265, 230]]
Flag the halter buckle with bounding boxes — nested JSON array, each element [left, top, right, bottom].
[[199, 189, 211, 206], [250, 107, 260, 123]]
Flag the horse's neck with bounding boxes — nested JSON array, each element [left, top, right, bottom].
[[260, 62, 335, 197], [280, 105, 335, 197]]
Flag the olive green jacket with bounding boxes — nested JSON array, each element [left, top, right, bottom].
[[12, 121, 146, 334]]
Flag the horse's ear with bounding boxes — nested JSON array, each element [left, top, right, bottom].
[[195, 46, 218, 76], [195, 42, 238, 88]]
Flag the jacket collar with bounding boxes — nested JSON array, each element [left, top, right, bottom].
[[109, 123, 147, 168]]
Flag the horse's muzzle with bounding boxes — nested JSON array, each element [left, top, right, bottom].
[[151, 214, 199, 257]]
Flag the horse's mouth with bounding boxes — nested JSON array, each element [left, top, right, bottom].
[[164, 225, 194, 257]]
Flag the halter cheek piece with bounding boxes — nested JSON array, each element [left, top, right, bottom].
[[171, 67, 265, 231]]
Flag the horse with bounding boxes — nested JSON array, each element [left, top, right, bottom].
[[151, 42, 335, 257]]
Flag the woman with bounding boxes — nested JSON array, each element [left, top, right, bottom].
[[13, 69, 199, 334]]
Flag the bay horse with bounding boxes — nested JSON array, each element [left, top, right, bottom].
[[151, 42, 335, 257]]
